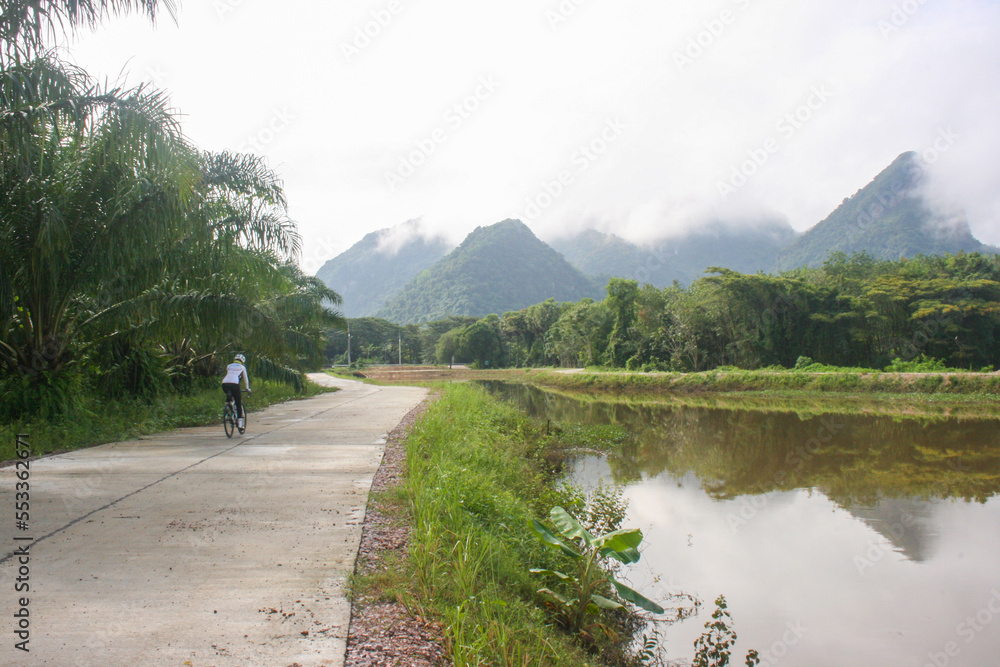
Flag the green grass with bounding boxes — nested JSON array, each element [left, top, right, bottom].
[[406, 384, 598, 665], [0, 379, 333, 462], [353, 383, 649, 666]]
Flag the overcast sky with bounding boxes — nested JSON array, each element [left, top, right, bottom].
[[68, 0, 1000, 272]]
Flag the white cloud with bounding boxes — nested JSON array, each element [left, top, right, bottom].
[[66, 0, 1000, 260]]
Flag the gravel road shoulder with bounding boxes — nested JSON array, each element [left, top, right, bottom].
[[345, 397, 451, 667]]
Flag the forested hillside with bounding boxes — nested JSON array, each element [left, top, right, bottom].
[[549, 230, 653, 282], [776, 152, 996, 271], [315, 220, 451, 317], [551, 220, 797, 286], [377, 219, 603, 323]]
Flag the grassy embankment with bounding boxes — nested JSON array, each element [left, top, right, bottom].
[[353, 382, 653, 666], [525, 369, 1000, 419], [533, 367, 1000, 395], [336, 364, 1000, 395], [333, 365, 1000, 419], [0, 379, 332, 462]]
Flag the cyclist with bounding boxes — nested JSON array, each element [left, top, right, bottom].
[[222, 353, 252, 429]]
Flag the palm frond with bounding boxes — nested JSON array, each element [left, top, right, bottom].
[[195, 150, 301, 259], [249, 355, 304, 391], [1, 1, 177, 60]]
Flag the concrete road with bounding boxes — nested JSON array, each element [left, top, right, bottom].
[[0, 375, 426, 667]]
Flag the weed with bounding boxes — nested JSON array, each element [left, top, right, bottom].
[[692, 596, 759, 667]]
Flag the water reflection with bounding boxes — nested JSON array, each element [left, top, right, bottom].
[[481, 382, 1000, 667], [482, 381, 1000, 505]]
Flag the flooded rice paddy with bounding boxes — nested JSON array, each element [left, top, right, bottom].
[[482, 382, 1000, 667]]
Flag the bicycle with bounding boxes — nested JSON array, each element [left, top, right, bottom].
[[223, 389, 250, 438]]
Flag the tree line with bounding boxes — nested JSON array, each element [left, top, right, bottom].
[[1, 1, 342, 419], [333, 251, 1000, 372]]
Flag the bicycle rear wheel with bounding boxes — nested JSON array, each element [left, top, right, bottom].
[[224, 402, 235, 438]]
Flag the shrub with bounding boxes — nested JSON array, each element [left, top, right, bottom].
[[884, 355, 953, 373]]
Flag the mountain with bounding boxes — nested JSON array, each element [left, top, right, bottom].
[[320, 153, 995, 321], [549, 230, 655, 281], [776, 152, 995, 271], [550, 219, 798, 287], [314, 219, 451, 317], [377, 219, 603, 323], [846, 498, 937, 563]]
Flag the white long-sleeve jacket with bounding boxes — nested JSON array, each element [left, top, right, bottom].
[[222, 362, 250, 390]]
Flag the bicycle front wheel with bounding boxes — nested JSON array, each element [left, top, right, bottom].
[[238, 408, 248, 435], [224, 403, 235, 438]]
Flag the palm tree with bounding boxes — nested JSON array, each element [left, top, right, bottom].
[[80, 151, 342, 396], [0, 55, 199, 383], [0, 1, 344, 410]]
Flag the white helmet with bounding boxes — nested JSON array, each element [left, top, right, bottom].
[[234, 353, 246, 363]]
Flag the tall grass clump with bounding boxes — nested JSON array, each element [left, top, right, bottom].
[[404, 383, 605, 665]]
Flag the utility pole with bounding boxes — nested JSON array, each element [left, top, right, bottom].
[[398, 333, 402, 366], [346, 321, 351, 366]]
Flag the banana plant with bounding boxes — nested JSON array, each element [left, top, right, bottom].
[[529, 506, 664, 641]]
